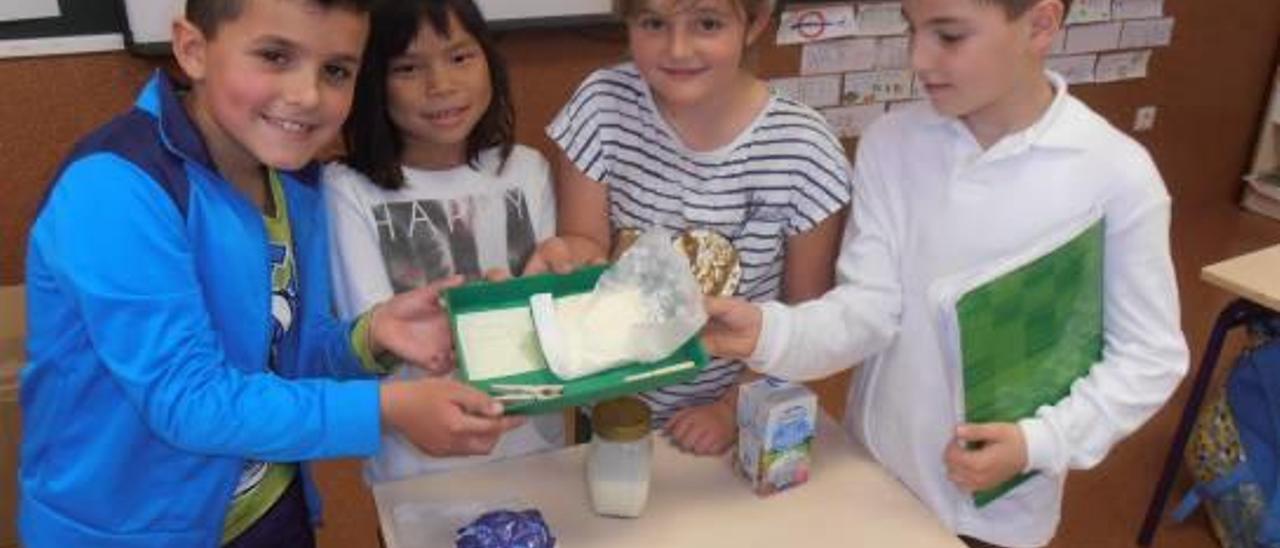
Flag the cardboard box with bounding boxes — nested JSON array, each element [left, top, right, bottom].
[[1, 284, 26, 547], [736, 377, 817, 496]]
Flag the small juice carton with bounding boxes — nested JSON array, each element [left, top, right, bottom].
[[736, 377, 817, 495]]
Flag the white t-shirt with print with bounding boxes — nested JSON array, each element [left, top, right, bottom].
[[323, 145, 562, 483]]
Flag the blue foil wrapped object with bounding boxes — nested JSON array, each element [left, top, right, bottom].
[[455, 509, 556, 548]]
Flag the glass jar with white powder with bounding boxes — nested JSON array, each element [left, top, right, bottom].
[[586, 397, 652, 518]]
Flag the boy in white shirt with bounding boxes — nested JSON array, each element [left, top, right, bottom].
[[703, 0, 1188, 545]]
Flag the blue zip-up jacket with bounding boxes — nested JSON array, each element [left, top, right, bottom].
[[20, 71, 382, 547]]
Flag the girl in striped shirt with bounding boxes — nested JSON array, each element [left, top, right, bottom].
[[528, 0, 853, 455]]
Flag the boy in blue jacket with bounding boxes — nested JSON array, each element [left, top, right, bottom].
[[19, 0, 521, 546]]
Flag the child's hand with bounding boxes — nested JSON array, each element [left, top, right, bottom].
[[944, 423, 1028, 493], [665, 399, 737, 456], [481, 268, 512, 283], [370, 275, 463, 374], [522, 237, 606, 275], [701, 296, 763, 360], [380, 377, 525, 457]]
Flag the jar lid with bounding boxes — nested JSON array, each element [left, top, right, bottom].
[[591, 397, 650, 442]]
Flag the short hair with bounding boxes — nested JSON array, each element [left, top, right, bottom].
[[185, 0, 374, 38], [613, 0, 777, 23], [343, 0, 515, 190], [979, 0, 1075, 19]]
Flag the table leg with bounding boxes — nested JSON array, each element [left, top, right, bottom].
[[1137, 298, 1269, 546]]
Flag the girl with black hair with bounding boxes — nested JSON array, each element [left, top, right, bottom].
[[322, 0, 563, 484]]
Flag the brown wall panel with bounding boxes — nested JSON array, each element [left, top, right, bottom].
[[1, 1, 1277, 286], [0, 53, 156, 283], [1067, 1, 1280, 216]]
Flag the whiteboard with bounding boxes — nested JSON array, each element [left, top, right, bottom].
[[120, 0, 183, 46], [112, 0, 615, 53], [475, 0, 612, 23], [0, 0, 60, 23], [0, 0, 121, 59], [0, 0, 614, 59]]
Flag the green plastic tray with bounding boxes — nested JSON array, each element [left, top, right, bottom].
[[443, 265, 708, 415]]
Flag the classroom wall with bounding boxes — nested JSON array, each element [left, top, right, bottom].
[[0, 0, 1277, 285]]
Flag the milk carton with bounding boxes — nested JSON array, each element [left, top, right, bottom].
[[736, 377, 817, 495]]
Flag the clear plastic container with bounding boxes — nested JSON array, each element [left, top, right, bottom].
[[586, 397, 652, 518]]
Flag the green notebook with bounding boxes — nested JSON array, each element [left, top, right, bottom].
[[935, 212, 1104, 507], [443, 265, 708, 415]]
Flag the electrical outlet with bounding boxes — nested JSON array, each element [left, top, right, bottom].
[[1133, 106, 1158, 132]]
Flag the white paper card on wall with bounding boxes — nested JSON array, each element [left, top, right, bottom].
[[771, 76, 844, 108], [1065, 22, 1123, 53], [1112, 0, 1163, 20], [822, 104, 888, 139], [872, 70, 915, 102], [1095, 49, 1152, 82], [912, 73, 928, 99], [854, 2, 908, 36], [801, 37, 878, 75], [474, 0, 612, 22], [0, 0, 59, 22], [768, 77, 803, 102], [1065, 0, 1112, 24], [1118, 17, 1174, 49], [843, 72, 878, 105], [1046, 54, 1098, 84], [843, 69, 913, 104], [777, 5, 858, 45], [876, 36, 910, 69], [1049, 29, 1067, 55], [798, 75, 845, 108], [1271, 80, 1280, 124], [889, 99, 930, 113]]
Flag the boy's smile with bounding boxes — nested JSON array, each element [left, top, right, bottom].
[[174, 0, 368, 185], [260, 113, 316, 136]]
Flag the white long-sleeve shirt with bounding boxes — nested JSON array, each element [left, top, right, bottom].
[[750, 73, 1188, 546]]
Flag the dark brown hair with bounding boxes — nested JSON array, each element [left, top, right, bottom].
[[185, 0, 373, 37], [343, 0, 515, 190]]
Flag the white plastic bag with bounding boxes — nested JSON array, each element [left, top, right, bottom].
[[535, 230, 707, 380]]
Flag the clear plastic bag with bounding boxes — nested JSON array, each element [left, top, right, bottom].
[[593, 229, 707, 358], [543, 229, 707, 380]]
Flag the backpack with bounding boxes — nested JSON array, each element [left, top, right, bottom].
[[1176, 319, 1280, 547]]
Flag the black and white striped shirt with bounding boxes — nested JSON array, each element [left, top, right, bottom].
[[547, 63, 854, 422]]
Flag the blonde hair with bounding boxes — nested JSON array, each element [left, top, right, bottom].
[[613, 0, 775, 23]]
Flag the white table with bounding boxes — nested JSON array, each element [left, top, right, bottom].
[[1201, 243, 1280, 312], [374, 414, 963, 547]]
